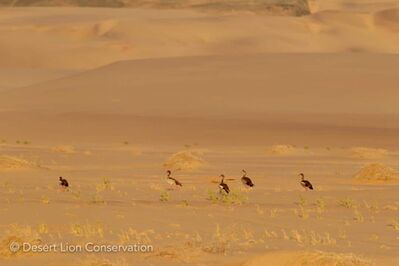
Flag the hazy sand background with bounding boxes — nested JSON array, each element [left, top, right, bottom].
[[1, 1, 399, 265]]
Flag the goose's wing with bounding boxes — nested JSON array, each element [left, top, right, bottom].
[[220, 183, 230, 193], [170, 177, 182, 186], [301, 180, 313, 189], [242, 177, 254, 187]]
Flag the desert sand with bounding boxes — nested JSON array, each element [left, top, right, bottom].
[[1, 1, 399, 265]]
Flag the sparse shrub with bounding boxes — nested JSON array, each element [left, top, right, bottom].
[[118, 228, 154, 244], [339, 198, 357, 209], [207, 190, 247, 204], [160, 191, 170, 202], [70, 222, 104, 238], [389, 219, 399, 232], [41, 196, 50, 204], [270, 208, 278, 218], [96, 177, 113, 193], [37, 224, 48, 234], [72, 190, 81, 200], [297, 195, 307, 207], [353, 209, 364, 222], [91, 194, 105, 204], [315, 198, 326, 218], [295, 206, 309, 219]]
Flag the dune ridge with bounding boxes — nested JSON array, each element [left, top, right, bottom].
[[0, 0, 311, 16]]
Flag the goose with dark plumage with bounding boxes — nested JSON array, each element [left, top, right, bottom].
[[299, 173, 313, 191], [166, 170, 182, 188], [219, 174, 230, 194], [241, 169, 254, 188], [59, 176, 69, 190]]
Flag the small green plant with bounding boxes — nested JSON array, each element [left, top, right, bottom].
[[316, 198, 326, 209], [295, 206, 309, 219], [207, 190, 247, 204], [70, 222, 104, 238], [270, 208, 278, 218], [339, 198, 356, 209], [207, 190, 220, 203], [296, 195, 307, 207], [255, 204, 264, 215], [363, 201, 379, 213], [160, 191, 170, 202], [72, 190, 81, 200], [353, 209, 364, 222], [38, 223, 49, 234], [91, 194, 105, 204], [96, 177, 113, 192], [41, 196, 50, 204], [389, 219, 399, 232], [315, 198, 326, 218]]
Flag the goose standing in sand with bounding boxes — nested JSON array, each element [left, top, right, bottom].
[[219, 174, 230, 194], [299, 173, 313, 191], [59, 176, 69, 190], [166, 170, 182, 189], [241, 169, 254, 188]]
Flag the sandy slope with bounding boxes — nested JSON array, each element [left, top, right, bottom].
[[2, 53, 399, 116], [0, 68, 76, 92], [1, 53, 399, 147]]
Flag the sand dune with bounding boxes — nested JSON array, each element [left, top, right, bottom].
[[374, 7, 399, 32], [0, 7, 399, 73], [1, 53, 399, 146], [2, 54, 399, 116]]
